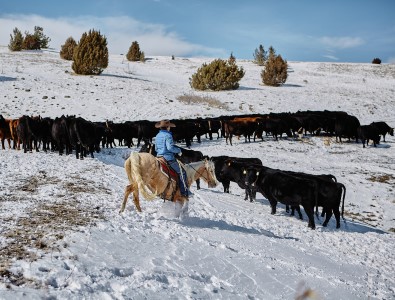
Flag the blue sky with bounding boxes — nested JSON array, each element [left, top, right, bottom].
[[1, 0, 394, 62]]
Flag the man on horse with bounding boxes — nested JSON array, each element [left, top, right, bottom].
[[154, 119, 193, 199]]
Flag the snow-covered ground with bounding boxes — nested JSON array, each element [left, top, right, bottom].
[[0, 46, 394, 299]]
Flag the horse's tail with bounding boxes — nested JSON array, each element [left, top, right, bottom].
[[129, 152, 157, 200]]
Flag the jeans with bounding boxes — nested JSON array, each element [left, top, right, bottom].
[[168, 160, 189, 196]]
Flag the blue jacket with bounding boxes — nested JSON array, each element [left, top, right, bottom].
[[155, 130, 181, 161]]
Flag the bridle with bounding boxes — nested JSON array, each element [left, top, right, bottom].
[[179, 159, 214, 184]]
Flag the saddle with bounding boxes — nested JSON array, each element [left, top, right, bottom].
[[157, 157, 178, 182]]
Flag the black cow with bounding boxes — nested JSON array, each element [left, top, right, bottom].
[[370, 121, 394, 142], [357, 125, 381, 148], [99, 121, 115, 148], [104, 121, 137, 147], [259, 171, 318, 229], [139, 142, 205, 189], [284, 171, 344, 228], [52, 115, 73, 155], [211, 156, 262, 198], [219, 158, 264, 202], [68, 117, 103, 159], [16, 115, 43, 153], [256, 118, 293, 141], [335, 114, 360, 143], [172, 119, 202, 148], [201, 117, 222, 140], [292, 112, 323, 136], [244, 165, 345, 228], [136, 120, 157, 148], [40, 117, 54, 152]]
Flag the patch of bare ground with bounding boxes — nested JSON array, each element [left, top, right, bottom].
[[177, 93, 230, 110], [0, 171, 110, 288], [343, 210, 381, 228], [367, 173, 395, 184]]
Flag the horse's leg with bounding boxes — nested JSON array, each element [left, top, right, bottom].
[[120, 184, 135, 213], [179, 198, 189, 218], [132, 188, 142, 212]]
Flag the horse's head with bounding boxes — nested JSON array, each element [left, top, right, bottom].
[[203, 159, 218, 188]]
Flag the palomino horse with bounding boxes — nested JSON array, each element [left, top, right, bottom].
[[120, 152, 218, 214]]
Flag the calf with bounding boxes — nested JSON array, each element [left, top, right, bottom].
[[357, 125, 380, 148]]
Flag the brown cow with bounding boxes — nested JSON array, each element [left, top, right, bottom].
[[224, 119, 260, 145], [9, 118, 20, 150]]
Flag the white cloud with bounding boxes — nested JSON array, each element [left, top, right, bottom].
[[0, 14, 224, 57], [319, 36, 365, 49]]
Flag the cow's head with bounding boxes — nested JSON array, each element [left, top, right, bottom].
[[243, 167, 260, 187]]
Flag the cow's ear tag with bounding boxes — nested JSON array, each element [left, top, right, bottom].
[[227, 162, 231, 166], [243, 170, 246, 174], [256, 172, 260, 175]]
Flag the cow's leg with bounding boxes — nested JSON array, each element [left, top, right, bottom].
[[333, 207, 341, 228], [303, 205, 315, 229], [196, 178, 200, 190], [76, 145, 80, 159], [223, 181, 230, 193], [286, 205, 290, 213], [246, 188, 253, 202], [1, 138, 4, 150], [269, 200, 277, 215], [322, 208, 333, 227], [296, 206, 303, 220], [251, 189, 257, 202], [244, 189, 248, 201]]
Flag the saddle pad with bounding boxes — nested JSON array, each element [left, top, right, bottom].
[[157, 157, 178, 180]]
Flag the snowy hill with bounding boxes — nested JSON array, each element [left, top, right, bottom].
[[0, 46, 394, 299]]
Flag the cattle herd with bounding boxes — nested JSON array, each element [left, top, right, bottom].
[[0, 110, 393, 229]]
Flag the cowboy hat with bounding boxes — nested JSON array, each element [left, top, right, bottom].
[[155, 119, 176, 128]]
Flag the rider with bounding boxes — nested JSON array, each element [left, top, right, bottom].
[[154, 119, 192, 198]]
